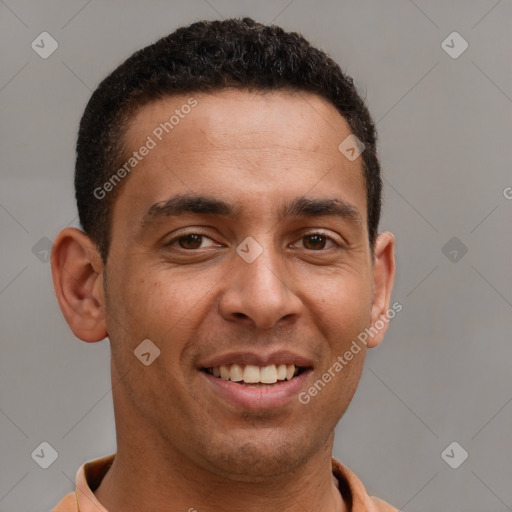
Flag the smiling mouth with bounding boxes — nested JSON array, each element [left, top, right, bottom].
[[202, 364, 307, 386]]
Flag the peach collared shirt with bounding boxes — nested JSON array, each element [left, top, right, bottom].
[[52, 454, 398, 512]]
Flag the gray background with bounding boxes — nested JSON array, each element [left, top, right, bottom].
[[1, 0, 511, 510]]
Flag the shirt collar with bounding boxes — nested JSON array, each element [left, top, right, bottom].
[[72, 454, 391, 512]]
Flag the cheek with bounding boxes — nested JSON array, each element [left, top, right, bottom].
[[305, 269, 373, 349], [112, 270, 214, 373], [113, 268, 199, 330], [312, 276, 372, 408], [105, 270, 201, 410]]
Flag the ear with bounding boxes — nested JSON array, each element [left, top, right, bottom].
[[50, 227, 108, 342], [367, 231, 396, 349]]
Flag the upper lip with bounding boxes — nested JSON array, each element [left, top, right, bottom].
[[199, 350, 314, 369]]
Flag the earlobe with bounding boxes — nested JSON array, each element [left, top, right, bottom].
[[367, 231, 396, 349], [50, 227, 108, 343]]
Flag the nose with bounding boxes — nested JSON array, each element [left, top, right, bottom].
[[218, 242, 303, 330]]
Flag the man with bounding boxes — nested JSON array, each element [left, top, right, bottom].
[[51, 18, 397, 511]]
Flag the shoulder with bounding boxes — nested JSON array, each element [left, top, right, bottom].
[[51, 491, 77, 512], [331, 458, 399, 512], [369, 495, 400, 512]]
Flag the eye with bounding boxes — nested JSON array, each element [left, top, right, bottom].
[[166, 233, 218, 250], [294, 233, 341, 251], [165, 231, 342, 252]]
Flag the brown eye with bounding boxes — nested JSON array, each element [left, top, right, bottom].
[[177, 234, 204, 249], [302, 234, 328, 250], [166, 232, 220, 252]]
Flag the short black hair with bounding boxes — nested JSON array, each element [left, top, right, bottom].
[[75, 17, 381, 263]]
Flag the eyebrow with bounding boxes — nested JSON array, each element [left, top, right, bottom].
[[141, 193, 362, 229]]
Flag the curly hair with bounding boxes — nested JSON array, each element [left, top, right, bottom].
[[75, 17, 381, 262]]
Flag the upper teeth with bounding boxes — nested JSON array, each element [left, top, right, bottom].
[[210, 364, 298, 383]]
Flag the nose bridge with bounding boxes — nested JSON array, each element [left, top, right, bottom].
[[219, 233, 302, 328], [242, 238, 284, 291], [238, 232, 287, 296]]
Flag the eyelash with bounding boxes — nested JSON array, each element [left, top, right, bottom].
[[165, 231, 342, 251]]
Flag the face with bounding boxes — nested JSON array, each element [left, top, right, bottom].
[[97, 90, 392, 478]]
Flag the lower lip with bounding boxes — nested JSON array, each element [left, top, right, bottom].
[[201, 370, 312, 410]]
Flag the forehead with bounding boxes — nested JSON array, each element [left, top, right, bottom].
[[113, 89, 367, 232], [127, 88, 350, 143], [124, 88, 349, 152]]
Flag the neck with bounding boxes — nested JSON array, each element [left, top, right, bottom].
[[94, 446, 347, 512]]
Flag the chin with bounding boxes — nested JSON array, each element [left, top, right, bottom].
[[196, 428, 317, 480]]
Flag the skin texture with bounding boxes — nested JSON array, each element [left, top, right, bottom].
[[51, 89, 395, 512]]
